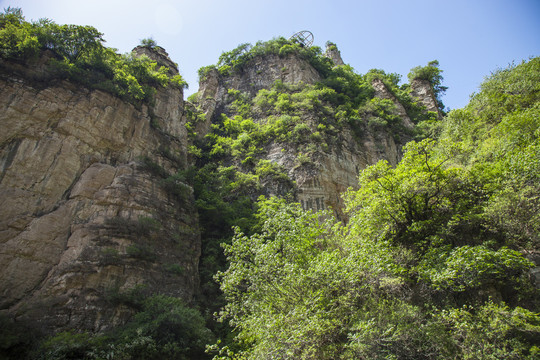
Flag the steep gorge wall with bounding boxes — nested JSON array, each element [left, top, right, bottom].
[[0, 41, 439, 335], [0, 49, 200, 333]]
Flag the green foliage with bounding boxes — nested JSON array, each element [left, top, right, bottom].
[[38, 331, 95, 360], [100, 247, 120, 265], [126, 243, 156, 261], [105, 284, 149, 309], [114, 295, 214, 359], [440, 57, 540, 250], [408, 60, 444, 84], [365, 68, 402, 88], [164, 263, 184, 275], [424, 245, 533, 292], [437, 302, 540, 360], [345, 139, 485, 251], [140, 37, 157, 48], [214, 58, 540, 359], [0, 8, 187, 103], [198, 37, 333, 80], [159, 173, 192, 201], [216, 199, 346, 359], [35, 295, 213, 360], [365, 67, 440, 134]]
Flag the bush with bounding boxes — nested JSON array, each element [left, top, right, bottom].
[[140, 37, 157, 48], [0, 8, 188, 103], [424, 245, 534, 293], [126, 244, 156, 261], [437, 302, 540, 360], [35, 295, 214, 360]]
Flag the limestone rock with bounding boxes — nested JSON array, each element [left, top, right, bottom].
[[410, 78, 443, 119], [371, 78, 414, 129], [325, 42, 345, 66], [0, 55, 198, 333], [197, 53, 321, 137], [132, 45, 179, 75], [223, 54, 321, 96]]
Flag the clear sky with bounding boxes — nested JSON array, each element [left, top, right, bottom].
[[2, 0, 539, 110]]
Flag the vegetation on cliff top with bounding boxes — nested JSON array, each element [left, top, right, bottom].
[[408, 59, 448, 113], [0, 7, 187, 104]]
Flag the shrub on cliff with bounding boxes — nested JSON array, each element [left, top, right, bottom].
[[0, 7, 187, 104]]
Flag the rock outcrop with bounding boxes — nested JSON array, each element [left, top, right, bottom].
[[371, 78, 414, 129], [410, 78, 443, 119], [195, 50, 412, 219], [324, 42, 344, 66], [0, 48, 199, 332], [198, 53, 321, 130]]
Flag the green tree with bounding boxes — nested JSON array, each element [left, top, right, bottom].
[[344, 139, 486, 252], [140, 37, 157, 48], [0, 8, 187, 103]]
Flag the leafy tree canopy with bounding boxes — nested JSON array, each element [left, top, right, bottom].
[[213, 58, 540, 359], [0, 7, 187, 103]]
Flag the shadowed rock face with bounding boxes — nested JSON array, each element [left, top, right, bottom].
[[0, 49, 200, 333]]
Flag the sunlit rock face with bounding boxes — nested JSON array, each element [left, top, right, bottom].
[[324, 42, 344, 66], [197, 53, 322, 132], [371, 78, 414, 129], [0, 48, 199, 333], [196, 49, 423, 220], [410, 78, 443, 119]]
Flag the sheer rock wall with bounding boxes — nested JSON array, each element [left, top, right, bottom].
[[0, 49, 199, 333]]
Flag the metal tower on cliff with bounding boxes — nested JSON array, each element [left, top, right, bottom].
[[290, 31, 314, 47]]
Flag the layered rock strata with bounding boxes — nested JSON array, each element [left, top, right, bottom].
[[0, 49, 199, 332]]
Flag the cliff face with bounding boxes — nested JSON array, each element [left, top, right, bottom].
[[196, 45, 415, 217], [0, 41, 439, 335], [0, 48, 199, 332], [197, 53, 321, 130]]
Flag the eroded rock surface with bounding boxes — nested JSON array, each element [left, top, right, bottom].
[[324, 42, 344, 66], [0, 49, 198, 332], [410, 78, 443, 119], [196, 50, 413, 219]]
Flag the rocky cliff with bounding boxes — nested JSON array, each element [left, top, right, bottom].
[[0, 39, 439, 335], [194, 42, 423, 218], [0, 47, 200, 333]]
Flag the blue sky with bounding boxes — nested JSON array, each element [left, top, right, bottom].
[[2, 0, 539, 110]]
